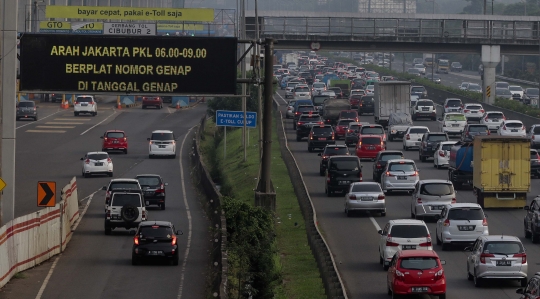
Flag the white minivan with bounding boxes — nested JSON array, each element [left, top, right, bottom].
[[74, 95, 97, 116], [148, 130, 177, 159]]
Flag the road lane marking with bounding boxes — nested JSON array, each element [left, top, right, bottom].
[[25, 130, 66, 133], [276, 92, 288, 105], [177, 126, 195, 299], [45, 122, 85, 125], [54, 118, 91, 121], [80, 110, 117, 135], [16, 110, 63, 130], [370, 216, 382, 231], [36, 126, 76, 129]]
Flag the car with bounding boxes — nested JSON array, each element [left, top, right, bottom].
[[344, 182, 385, 217], [312, 95, 330, 112], [433, 141, 456, 169], [438, 113, 467, 136], [527, 124, 540, 149], [496, 88, 513, 100], [365, 85, 375, 95], [442, 98, 463, 115], [459, 82, 470, 90], [523, 88, 539, 105], [318, 145, 349, 176], [348, 95, 362, 109], [531, 149, 540, 178], [355, 135, 385, 160], [378, 219, 433, 270], [411, 179, 456, 219], [337, 110, 359, 123], [320, 90, 336, 98], [414, 64, 426, 75], [48, 93, 64, 103], [461, 124, 490, 142], [465, 235, 527, 287], [388, 112, 413, 141], [136, 174, 168, 210], [105, 189, 148, 235], [410, 86, 428, 98], [344, 122, 369, 147], [451, 61, 463, 72], [311, 82, 326, 94], [293, 104, 316, 129], [403, 126, 430, 151], [293, 84, 311, 99], [101, 130, 128, 154], [81, 151, 113, 178], [285, 100, 296, 119], [381, 159, 419, 193], [292, 99, 314, 119], [132, 221, 183, 265], [410, 99, 436, 121], [480, 111, 506, 131], [335, 119, 357, 140], [435, 203, 488, 250], [372, 151, 404, 183], [325, 155, 362, 196], [424, 74, 441, 84], [524, 196, 540, 241], [74, 95, 97, 116], [387, 250, 446, 299], [413, 58, 424, 65], [148, 130, 177, 158], [516, 272, 540, 298], [496, 81, 510, 89], [285, 82, 299, 99], [296, 114, 323, 141], [308, 124, 335, 152], [103, 178, 142, 210], [467, 83, 482, 93], [328, 87, 344, 98], [359, 124, 386, 144], [358, 95, 375, 115], [142, 96, 163, 109], [463, 103, 485, 121], [419, 132, 449, 162], [16, 100, 38, 121], [498, 120, 526, 137], [407, 68, 421, 76], [509, 85, 525, 100]]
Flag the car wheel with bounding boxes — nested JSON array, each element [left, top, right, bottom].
[[124, 149, 128, 154], [132, 254, 139, 265], [439, 293, 446, 299], [388, 135, 393, 142], [345, 208, 351, 217], [160, 202, 165, 210], [94, 112, 97, 116], [383, 263, 389, 271], [308, 146, 313, 152], [436, 230, 442, 245], [172, 254, 179, 266], [387, 286, 392, 296], [34, 117, 38, 121], [420, 155, 426, 162], [319, 168, 325, 176], [74, 112, 79, 116], [108, 172, 113, 177], [403, 145, 408, 151], [84, 172, 90, 178], [474, 270, 482, 287], [326, 187, 331, 197], [142, 106, 146, 109], [380, 211, 386, 217], [525, 224, 532, 238], [436, 162, 441, 169], [441, 242, 450, 251], [532, 228, 539, 244], [521, 278, 527, 287], [411, 209, 415, 219], [149, 155, 153, 159], [379, 252, 384, 265], [467, 265, 473, 281], [105, 225, 111, 235]]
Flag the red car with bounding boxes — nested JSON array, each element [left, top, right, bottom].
[[387, 250, 446, 299], [355, 135, 384, 160], [142, 96, 163, 109], [338, 110, 359, 122], [101, 130, 128, 154], [334, 119, 356, 139]]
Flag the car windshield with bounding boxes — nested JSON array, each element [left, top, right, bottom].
[[313, 83, 325, 88], [533, 126, 540, 134], [299, 116, 321, 122], [447, 100, 461, 107], [313, 127, 333, 134], [411, 87, 425, 93], [340, 112, 357, 119], [531, 151, 538, 159], [468, 84, 481, 91], [287, 83, 298, 88], [410, 128, 429, 134], [18, 101, 35, 107], [483, 241, 524, 255], [330, 160, 360, 171], [448, 208, 484, 220], [389, 225, 428, 238], [361, 126, 384, 134], [76, 97, 93, 103], [420, 183, 454, 195], [467, 105, 482, 110], [106, 132, 124, 138], [362, 97, 374, 103], [298, 107, 315, 113], [296, 87, 310, 92], [88, 153, 108, 160], [445, 114, 466, 121], [509, 86, 523, 91], [313, 97, 329, 105], [381, 154, 403, 161], [487, 113, 504, 119], [505, 122, 523, 128], [139, 226, 173, 238], [324, 147, 349, 155], [427, 135, 448, 142], [111, 194, 141, 207], [527, 88, 539, 96], [388, 163, 415, 172], [417, 101, 433, 107], [338, 120, 355, 126], [497, 89, 512, 95], [137, 176, 161, 186], [351, 184, 381, 192], [361, 137, 381, 145], [441, 144, 453, 151], [151, 132, 174, 140], [469, 126, 488, 132], [400, 258, 438, 270], [109, 182, 140, 190]]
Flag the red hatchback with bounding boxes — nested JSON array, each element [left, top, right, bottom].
[[355, 135, 384, 160], [338, 110, 359, 122], [335, 119, 356, 139], [387, 250, 446, 299], [142, 96, 163, 109], [101, 130, 128, 154]]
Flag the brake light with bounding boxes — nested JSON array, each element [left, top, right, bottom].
[[349, 194, 356, 200], [106, 210, 111, 219], [386, 171, 394, 177], [439, 150, 445, 157], [451, 197, 456, 203], [445, 105, 448, 108], [503, 125, 507, 130], [503, 116, 506, 120], [460, 104, 464, 108], [327, 173, 331, 183], [378, 194, 385, 200], [33, 107, 37, 111], [85, 159, 90, 164], [480, 109, 485, 113], [419, 235, 432, 247], [443, 219, 450, 226], [141, 210, 146, 219], [482, 217, 488, 226], [134, 236, 139, 245], [107, 158, 112, 164], [156, 184, 165, 193], [411, 171, 418, 176], [480, 253, 495, 263], [376, 163, 382, 169], [287, 107, 292, 111], [487, 130, 490, 135], [171, 235, 177, 246], [359, 172, 363, 181], [406, 134, 410, 140], [514, 253, 526, 264], [297, 122, 304, 126], [485, 116, 489, 121], [464, 109, 470, 113], [386, 234, 399, 247], [434, 269, 444, 280], [417, 197, 422, 203], [104, 137, 108, 141], [395, 269, 405, 280], [124, 137, 127, 141], [522, 125, 525, 130]]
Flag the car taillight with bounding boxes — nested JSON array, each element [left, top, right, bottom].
[[451, 197, 456, 203], [480, 253, 495, 263], [359, 172, 363, 181], [33, 107, 37, 111], [378, 194, 385, 200], [482, 217, 488, 226], [419, 235, 432, 247], [386, 235, 399, 247], [327, 173, 331, 183], [331, 133, 335, 140], [386, 171, 394, 177], [503, 116, 506, 120], [134, 236, 139, 245], [443, 219, 450, 226], [297, 122, 304, 126], [487, 130, 490, 135], [480, 109, 485, 113], [141, 210, 146, 219], [464, 109, 470, 113], [406, 134, 410, 140], [295, 112, 300, 115], [434, 269, 444, 280], [347, 129, 352, 133], [439, 150, 445, 157], [349, 194, 356, 200], [106, 210, 110, 218], [171, 235, 177, 246], [445, 105, 448, 108], [514, 253, 526, 264], [395, 269, 405, 280], [85, 159, 90, 164], [124, 137, 127, 141], [107, 158, 112, 163], [522, 125, 525, 130], [104, 137, 108, 141], [485, 116, 489, 121], [417, 197, 422, 203], [287, 107, 292, 111], [411, 171, 418, 176], [460, 104, 464, 108], [503, 125, 507, 130], [376, 163, 382, 169]]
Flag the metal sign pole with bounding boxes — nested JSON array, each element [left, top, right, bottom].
[[223, 126, 227, 160]]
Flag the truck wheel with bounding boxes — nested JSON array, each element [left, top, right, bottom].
[[476, 190, 485, 208]]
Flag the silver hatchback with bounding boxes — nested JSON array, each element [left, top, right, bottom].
[[381, 159, 419, 193], [435, 203, 489, 250], [466, 235, 527, 287], [344, 182, 385, 217], [411, 180, 456, 219]]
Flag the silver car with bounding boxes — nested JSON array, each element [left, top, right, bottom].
[[380, 159, 419, 193], [480, 111, 506, 131], [285, 82, 299, 99], [285, 100, 296, 119], [344, 182, 386, 217], [466, 235, 527, 287], [435, 203, 489, 250], [411, 179, 456, 219]]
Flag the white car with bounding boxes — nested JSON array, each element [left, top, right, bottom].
[[509, 85, 524, 99], [443, 98, 463, 115], [433, 141, 456, 169], [414, 64, 426, 75], [411, 179, 456, 219], [498, 120, 526, 137], [344, 182, 386, 217], [148, 130, 177, 158], [378, 219, 432, 270], [293, 85, 311, 99], [480, 111, 506, 131], [365, 85, 375, 94], [459, 82, 470, 90], [439, 113, 467, 136], [285, 100, 296, 119], [81, 151, 113, 178], [463, 103, 485, 121], [435, 203, 488, 251], [380, 159, 419, 193], [311, 82, 326, 94], [403, 126, 430, 150], [285, 82, 299, 99], [74, 95, 97, 116]]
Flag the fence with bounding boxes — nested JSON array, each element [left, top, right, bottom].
[[0, 177, 79, 288], [191, 115, 228, 299]]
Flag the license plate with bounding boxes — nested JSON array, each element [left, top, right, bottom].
[[496, 260, 512, 266], [368, 146, 375, 150], [452, 124, 459, 127], [431, 205, 445, 210], [318, 138, 326, 140], [412, 287, 428, 292], [511, 129, 518, 132], [113, 140, 119, 143], [360, 197, 372, 201], [111, 215, 121, 220], [492, 119, 499, 122], [402, 245, 416, 250], [458, 225, 475, 231], [414, 142, 420, 145], [159, 146, 166, 148], [472, 111, 477, 113], [422, 108, 429, 111], [397, 176, 407, 180], [147, 251, 163, 256], [95, 163, 103, 166], [145, 191, 154, 195], [338, 181, 351, 185]]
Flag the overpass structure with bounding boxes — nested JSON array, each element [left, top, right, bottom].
[[245, 11, 540, 104]]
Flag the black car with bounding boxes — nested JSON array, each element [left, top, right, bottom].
[[48, 93, 64, 103], [318, 145, 350, 176], [372, 151, 405, 183], [132, 221, 183, 265], [419, 132, 449, 162], [531, 149, 540, 178], [16, 101, 38, 121], [298, 72, 313, 85], [307, 125, 335, 152], [296, 114, 323, 141], [461, 124, 489, 142], [328, 87, 343, 98], [135, 174, 168, 210], [450, 62, 462, 72], [358, 96, 375, 115], [325, 155, 362, 196], [293, 105, 316, 129], [344, 122, 367, 147]]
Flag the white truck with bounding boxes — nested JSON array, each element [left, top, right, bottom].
[[373, 81, 412, 127]]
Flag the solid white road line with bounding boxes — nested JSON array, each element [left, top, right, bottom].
[[80, 110, 117, 135], [276, 92, 288, 104], [16, 110, 63, 130], [177, 126, 195, 299], [54, 118, 91, 121], [36, 126, 76, 129], [370, 216, 382, 232], [45, 122, 85, 125], [25, 130, 66, 133]]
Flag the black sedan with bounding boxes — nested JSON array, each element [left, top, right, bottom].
[[132, 221, 183, 265], [135, 174, 168, 210]]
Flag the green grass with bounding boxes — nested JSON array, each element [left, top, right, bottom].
[[200, 117, 326, 299], [13, 272, 25, 279]]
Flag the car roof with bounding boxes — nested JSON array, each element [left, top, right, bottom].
[[329, 155, 358, 160], [360, 134, 383, 139], [409, 126, 429, 130], [503, 120, 523, 123], [86, 151, 108, 155], [389, 219, 426, 225], [445, 98, 461, 101], [77, 95, 94, 97], [446, 203, 482, 209], [151, 130, 173, 133], [398, 250, 439, 258], [139, 220, 173, 227], [350, 182, 380, 186], [427, 132, 447, 135], [325, 144, 347, 148], [486, 111, 504, 114], [387, 158, 415, 164], [464, 103, 482, 106], [438, 141, 457, 145], [105, 129, 125, 133], [419, 179, 452, 184], [136, 174, 162, 178], [480, 235, 521, 242], [110, 178, 139, 183]]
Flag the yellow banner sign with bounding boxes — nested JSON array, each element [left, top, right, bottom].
[[157, 24, 204, 31], [45, 6, 214, 22], [71, 22, 104, 30], [40, 21, 71, 30]]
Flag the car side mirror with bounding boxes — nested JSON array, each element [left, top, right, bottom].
[[516, 288, 525, 294], [147, 138, 151, 141], [440, 260, 446, 265], [129, 230, 136, 235], [378, 230, 383, 235], [102, 186, 107, 191], [524, 206, 530, 210], [463, 246, 472, 252], [176, 230, 184, 235], [100, 136, 104, 139], [165, 183, 169, 186]]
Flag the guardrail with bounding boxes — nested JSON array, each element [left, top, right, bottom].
[[496, 75, 539, 87]]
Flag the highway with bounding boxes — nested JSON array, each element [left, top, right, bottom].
[[2, 101, 210, 299], [274, 88, 540, 299]]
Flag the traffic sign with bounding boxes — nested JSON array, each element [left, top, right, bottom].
[[0, 178, 6, 192], [104, 23, 156, 36], [37, 181, 56, 207], [216, 110, 257, 128], [486, 85, 491, 98]]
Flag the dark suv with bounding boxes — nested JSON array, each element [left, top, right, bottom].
[[524, 197, 540, 242], [132, 221, 183, 265], [325, 155, 362, 196], [531, 149, 540, 178], [419, 132, 449, 162], [461, 124, 489, 142], [293, 105, 316, 129], [358, 95, 374, 115], [16, 101, 38, 121], [318, 145, 350, 176], [307, 125, 335, 152], [135, 174, 168, 210], [372, 150, 404, 183], [296, 114, 323, 141]]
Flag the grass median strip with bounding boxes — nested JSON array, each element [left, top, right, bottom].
[[200, 117, 326, 299]]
